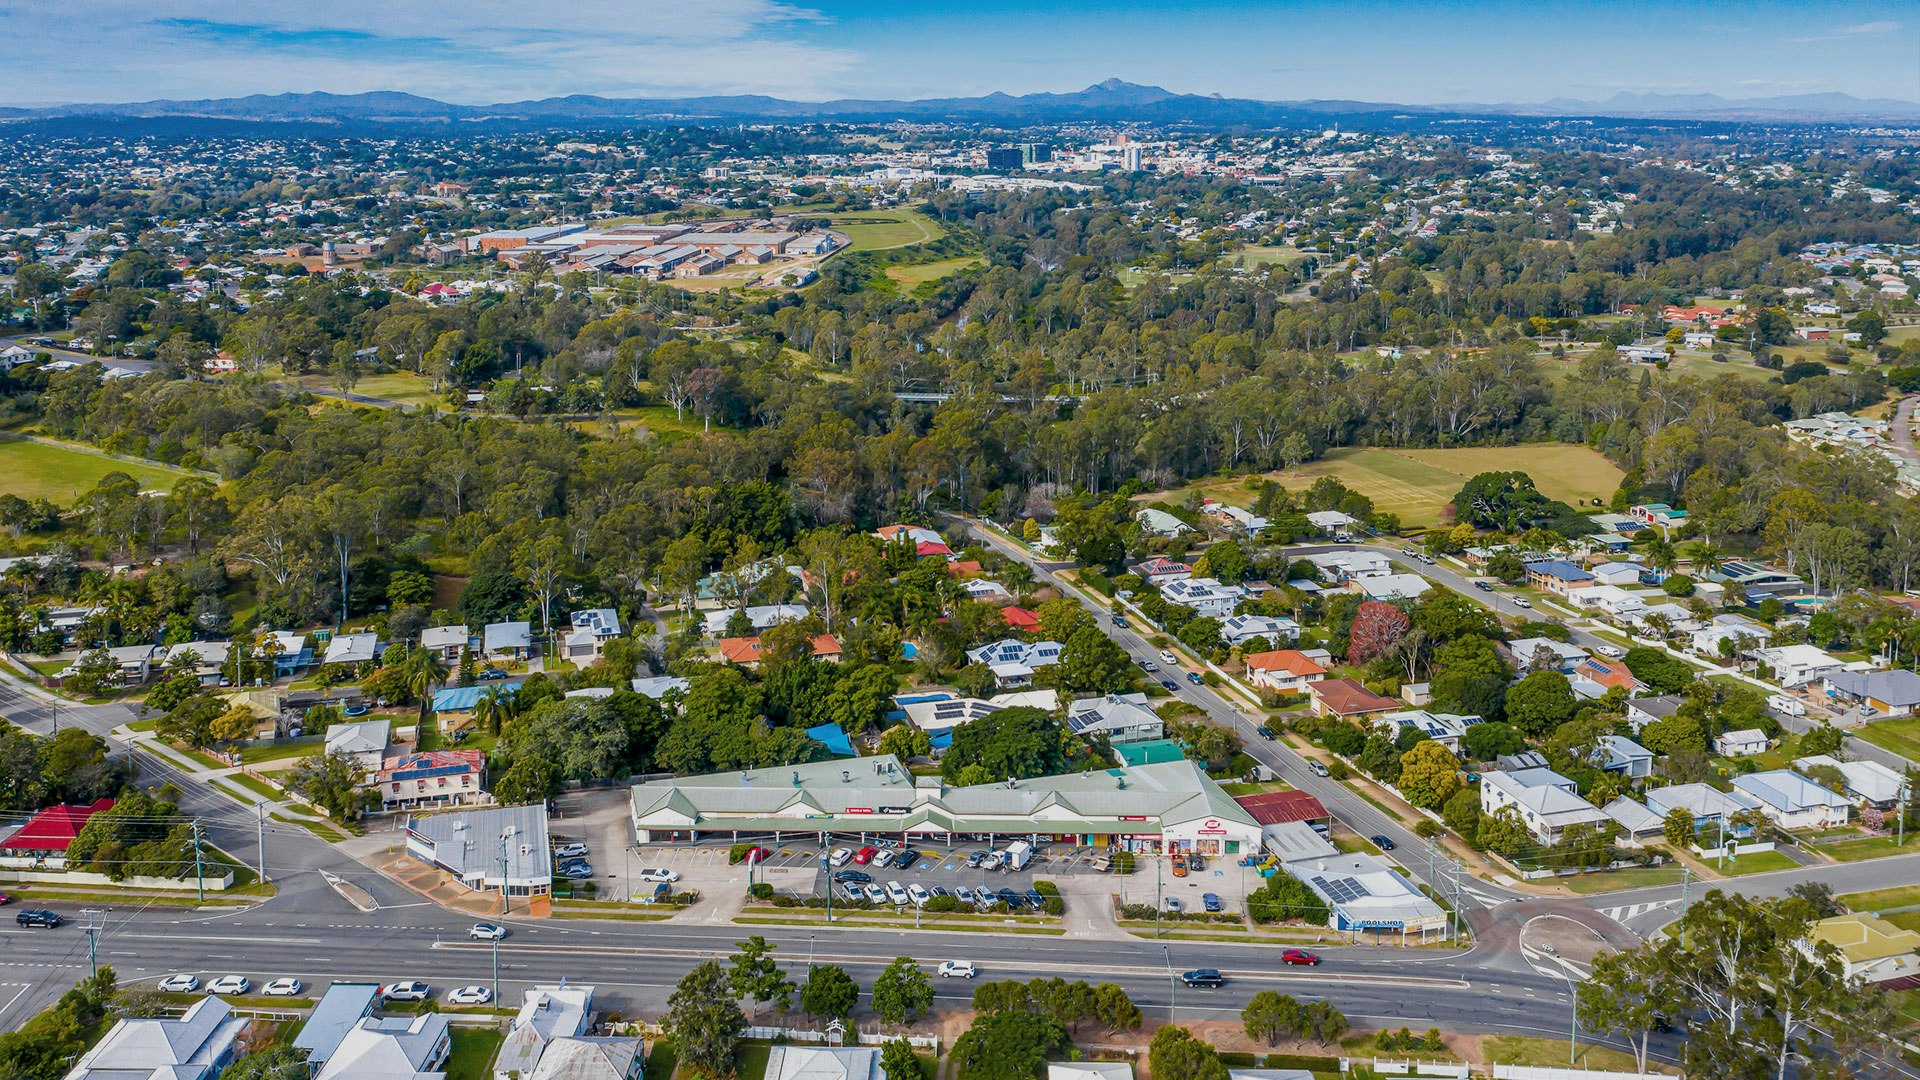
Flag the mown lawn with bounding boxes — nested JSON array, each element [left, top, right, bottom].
[[827, 210, 944, 251], [1856, 717, 1920, 761], [1823, 832, 1920, 862], [1482, 1036, 1674, 1074], [1843, 885, 1920, 912], [444, 1026, 504, 1080], [1558, 865, 1686, 894], [1715, 849, 1798, 876], [0, 436, 199, 503], [884, 256, 983, 289]]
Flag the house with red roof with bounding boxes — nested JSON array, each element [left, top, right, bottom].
[[1308, 678, 1401, 721], [718, 634, 843, 667], [1000, 606, 1041, 632], [0, 798, 114, 867], [1244, 649, 1327, 694], [873, 524, 953, 559]]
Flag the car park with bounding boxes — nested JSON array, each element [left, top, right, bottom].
[[1281, 949, 1321, 966], [1371, 835, 1396, 851], [554, 842, 589, 859], [828, 847, 852, 866], [833, 869, 871, 884], [262, 979, 303, 996], [1202, 893, 1222, 912], [447, 986, 493, 1005], [894, 850, 920, 870], [1180, 968, 1225, 988], [854, 847, 879, 864], [863, 883, 888, 904], [208, 976, 251, 995], [938, 961, 977, 979], [1308, 760, 1330, 777], [381, 981, 431, 1001], [15, 909, 61, 928], [158, 974, 200, 993], [469, 923, 506, 941], [885, 881, 911, 905], [908, 883, 931, 906], [871, 849, 896, 869], [638, 868, 681, 883]]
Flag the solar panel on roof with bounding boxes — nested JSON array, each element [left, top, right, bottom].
[[1314, 876, 1367, 904]]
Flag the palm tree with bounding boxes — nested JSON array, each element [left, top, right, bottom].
[[474, 685, 518, 737], [403, 646, 451, 730]]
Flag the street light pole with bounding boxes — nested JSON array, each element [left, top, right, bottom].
[[1162, 944, 1175, 1024], [1565, 971, 1579, 1065], [490, 936, 499, 1006], [822, 848, 833, 925]]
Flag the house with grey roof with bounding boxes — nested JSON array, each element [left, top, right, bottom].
[[322, 632, 380, 667], [293, 983, 381, 1070], [63, 996, 248, 1080], [529, 1037, 646, 1080], [1066, 693, 1166, 744], [1645, 783, 1762, 837], [496, 984, 596, 1079], [1479, 767, 1610, 844], [764, 1046, 883, 1080], [1733, 770, 1852, 829], [325, 718, 391, 774], [484, 621, 534, 660], [1824, 668, 1920, 718], [420, 624, 470, 661], [1794, 755, 1908, 809], [1219, 613, 1300, 647], [1602, 797, 1666, 846], [314, 1013, 451, 1080], [1594, 735, 1654, 779], [564, 609, 622, 662]]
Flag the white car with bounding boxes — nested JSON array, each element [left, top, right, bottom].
[[1595, 644, 1626, 659], [638, 868, 681, 883], [207, 976, 250, 995], [469, 923, 506, 941], [979, 851, 1005, 871], [554, 842, 589, 859], [158, 974, 199, 993], [380, 981, 431, 1002], [828, 847, 852, 867], [863, 883, 888, 904], [1512, 597, 1532, 609], [262, 978, 303, 996], [885, 881, 911, 905], [938, 961, 977, 979], [871, 849, 896, 869], [908, 883, 931, 907], [1159, 650, 1177, 665], [447, 985, 493, 1005]]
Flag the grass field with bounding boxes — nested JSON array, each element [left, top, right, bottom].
[[826, 210, 945, 251], [445, 1027, 504, 1080], [1482, 1036, 1672, 1074], [1225, 244, 1312, 270], [885, 256, 983, 289], [1716, 849, 1798, 876], [1558, 864, 1686, 894], [1145, 444, 1622, 529], [1856, 717, 1920, 761], [0, 437, 199, 503], [1840, 885, 1920, 912], [1823, 832, 1920, 862]]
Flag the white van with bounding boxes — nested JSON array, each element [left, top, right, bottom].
[[1767, 694, 1807, 717], [1003, 840, 1035, 871]]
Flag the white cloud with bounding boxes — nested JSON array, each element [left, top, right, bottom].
[[0, 1, 864, 103], [1839, 20, 1902, 33]]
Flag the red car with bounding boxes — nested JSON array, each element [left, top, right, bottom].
[[0, 893, 10, 906], [1281, 949, 1321, 966], [742, 847, 772, 865], [853, 846, 879, 864]]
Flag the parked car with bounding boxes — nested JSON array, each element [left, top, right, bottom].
[[1281, 949, 1321, 966], [469, 923, 506, 941], [938, 961, 977, 979], [894, 850, 920, 870], [741, 847, 772, 865], [956, 886, 976, 905], [863, 883, 888, 904], [262, 978, 303, 997], [638, 868, 681, 883], [871, 849, 896, 869], [980, 851, 1005, 871], [0, 892, 11, 906], [1308, 760, 1330, 777], [996, 887, 1021, 908], [447, 986, 493, 1005], [1164, 897, 1183, 913], [381, 981, 431, 1002], [854, 847, 879, 864], [838, 882, 865, 903], [554, 842, 589, 859], [478, 668, 511, 680], [1024, 889, 1045, 908], [1202, 892, 1222, 913], [908, 883, 932, 906], [885, 881, 911, 905], [561, 862, 595, 879], [1180, 968, 1225, 988], [964, 851, 989, 868], [1113, 616, 1131, 629], [207, 976, 251, 995], [1371, 835, 1397, 852], [14, 909, 60, 928], [833, 869, 872, 884], [1170, 853, 1188, 878], [1596, 645, 1627, 659], [930, 886, 951, 899], [158, 974, 200, 993], [828, 847, 853, 867]]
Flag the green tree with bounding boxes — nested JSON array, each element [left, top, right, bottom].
[[870, 956, 934, 1028], [950, 1010, 1069, 1080], [940, 707, 1073, 782], [1798, 723, 1844, 758], [220, 1046, 313, 1080], [1443, 786, 1482, 836], [1148, 1024, 1229, 1080], [287, 750, 369, 821], [1396, 740, 1462, 809], [1663, 806, 1696, 849], [1504, 671, 1576, 736], [1047, 625, 1136, 695], [1477, 804, 1532, 857], [664, 960, 746, 1077], [1091, 982, 1143, 1034], [1622, 646, 1692, 695], [728, 935, 795, 1017], [798, 964, 859, 1022], [1242, 990, 1305, 1046], [880, 1039, 924, 1080], [1460, 721, 1525, 761]]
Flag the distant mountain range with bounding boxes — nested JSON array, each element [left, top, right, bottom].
[[2, 79, 1915, 128]]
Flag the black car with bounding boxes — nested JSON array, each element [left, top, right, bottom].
[[1180, 968, 1225, 988], [1256, 724, 1275, 740], [15, 909, 61, 928], [1024, 889, 1046, 908], [1370, 834, 1397, 851], [894, 850, 920, 870], [1474, 580, 1495, 592], [833, 869, 873, 884], [1160, 679, 1179, 691], [995, 887, 1021, 908]]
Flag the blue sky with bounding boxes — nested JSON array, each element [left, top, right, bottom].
[[0, 0, 1913, 105]]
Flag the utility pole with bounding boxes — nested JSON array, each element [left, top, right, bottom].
[[499, 832, 510, 916], [80, 909, 105, 977], [192, 821, 204, 903], [490, 935, 499, 1006], [1154, 849, 1162, 938], [255, 803, 268, 884], [1162, 944, 1175, 1024], [1680, 866, 1691, 908], [822, 848, 833, 925]]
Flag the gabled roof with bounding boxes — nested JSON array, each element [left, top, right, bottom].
[[1244, 649, 1326, 677], [530, 1037, 645, 1080], [1309, 678, 1398, 715], [1826, 667, 1920, 707], [0, 798, 113, 852], [1733, 770, 1852, 813]]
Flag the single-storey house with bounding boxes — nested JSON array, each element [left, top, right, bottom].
[[314, 1013, 452, 1080], [1506, 637, 1588, 673], [1646, 783, 1762, 836], [1794, 754, 1907, 809], [1479, 767, 1610, 844], [1594, 735, 1655, 778], [484, 621, 534, 660], [1755, 644, 1845, 689], [1134, 508, 1194, 537], [1358, 573, 1430, 601], [1602, 797, 1666, 846], [718, 634, 843, 667], [1571, 656, 1645, 694], [1305, 510, 1357, 535], [64, 996, 248, 1080], [1715, 728, 1770, 757], [420, 624, 470, 661], [701, 604, 810, 636], [321, 632, 380, 668], [1244, 649, 1327, 694], [999, 605, 1041, 631], [1824, 668, 1920, 718], [1626, 694, 1686, 730], [1589, 562, 1644, 586], [1376, 709, 1479, 752], [1308, 678, 1400, 721], [325, 719, 391, 774], [1733, 770, 1851, 829], [1304, 551, 1393, 581], [0, 798, 114, 868], [1066, 693, 1167, 744]]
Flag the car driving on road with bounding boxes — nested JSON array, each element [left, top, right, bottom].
[[15, 909, 61, 928], [1180, 968, 1225, 988], [938, 960, 977, 978], [469, 923, 507, 941], [1370, 834, 1397, 852], [1281, 949, 1321, 966]]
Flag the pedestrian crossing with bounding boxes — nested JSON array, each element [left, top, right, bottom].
[[1597, 899, 1680, 924]]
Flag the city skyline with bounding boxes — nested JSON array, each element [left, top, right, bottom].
[[0, 0, 1913, 108]]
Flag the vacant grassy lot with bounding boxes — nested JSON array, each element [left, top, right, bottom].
[[444, 1026, 504, 1080], [1716, 849, 1798, 876], [1840, 885, 1920, 912], [1145, 444, 1622, 529], [827, 210, 945, 251], [1558, 864, 1686, 894], [1857, 717, 1920, 761], [0, 437, 199, 503], [1225, 244, 1312, 270], [884, 256, 983, 289], [1482, 1036, 1673, 1074]]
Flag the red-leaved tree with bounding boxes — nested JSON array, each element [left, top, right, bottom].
[[1348, 600, 1412, 664]]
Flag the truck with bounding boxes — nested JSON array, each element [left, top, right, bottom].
[[1002, 840, 1035, 871]]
